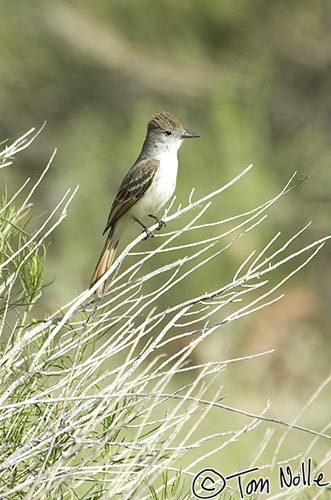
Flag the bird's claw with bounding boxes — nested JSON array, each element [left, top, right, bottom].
[[149, 214, 166, 230], [143, 228, 154, 240]]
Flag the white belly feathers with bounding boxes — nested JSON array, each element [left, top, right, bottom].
[[132, 152, 178, 218]]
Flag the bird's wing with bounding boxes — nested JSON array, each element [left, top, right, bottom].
[[103, 158, 159, 234]]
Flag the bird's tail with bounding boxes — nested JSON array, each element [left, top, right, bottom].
[[90, 237, 119, 297]]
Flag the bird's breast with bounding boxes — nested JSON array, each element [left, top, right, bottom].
[[132, 153, 178, 218], [152, 153, 178, 201]]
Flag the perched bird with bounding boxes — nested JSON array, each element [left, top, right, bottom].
[[90, 111, 200, 296]]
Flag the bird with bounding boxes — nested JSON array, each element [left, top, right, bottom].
[[90, 111, 200, 296]]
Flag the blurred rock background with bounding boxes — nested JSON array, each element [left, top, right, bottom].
[[1, 0, 330, 461]]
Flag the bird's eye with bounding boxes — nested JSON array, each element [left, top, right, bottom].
[[164, 130, 172, 136]]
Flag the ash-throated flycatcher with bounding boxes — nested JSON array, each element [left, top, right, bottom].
[[90, 111, 200, 296]]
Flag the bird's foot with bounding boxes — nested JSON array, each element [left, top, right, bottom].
[[148, 214, 166, 230], [143, 228, 154, 241], [132, 216, 154, 240]]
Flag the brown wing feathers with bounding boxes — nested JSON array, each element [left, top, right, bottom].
[[103, 159, 159, 235], [90, 159, 159, 295]]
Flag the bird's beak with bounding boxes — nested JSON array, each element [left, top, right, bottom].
[[181, 130, 200, 139]]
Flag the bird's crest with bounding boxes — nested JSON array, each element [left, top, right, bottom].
[[148, 111, 183, 132]]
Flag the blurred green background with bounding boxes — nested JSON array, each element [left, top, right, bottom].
[[1, 0, 330, 475]]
